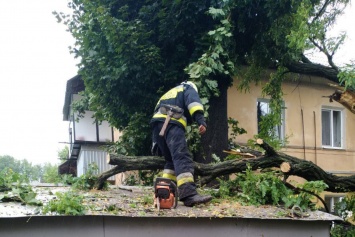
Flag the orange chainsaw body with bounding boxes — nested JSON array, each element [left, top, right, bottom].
[[154, 177, 178, 209]]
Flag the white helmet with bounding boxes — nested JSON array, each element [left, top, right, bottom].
[[182, 81, 198, 92]]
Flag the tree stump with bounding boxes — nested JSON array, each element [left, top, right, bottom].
[[280, 162, 291, 173]]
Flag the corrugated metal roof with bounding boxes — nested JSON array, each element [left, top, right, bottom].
[[0, 184, 343, 221]]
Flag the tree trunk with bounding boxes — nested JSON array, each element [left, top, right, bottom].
[[93, 140, 355, 192], [195, 77, 230, 164]]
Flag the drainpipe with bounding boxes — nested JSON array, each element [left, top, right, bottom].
[[313, 111, 317, 165], [301, 109, 306, 159]]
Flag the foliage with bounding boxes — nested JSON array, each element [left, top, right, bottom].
[[216, 166, 290, 206], [54, 2, 355, 230], [0, 155, 40, 181], [334, 193, 355, 221], [107, 113, 151, 156], [71, 163, 108, 190], [123, 173, 138, 186], [123, 170, 158, 186], [0, 168, 42, 206], [252, 67, 290, 150], [56, 0, 349, 159], [282, 180, 328, 211], [142, 193, 154, 206], [212, 165, 327, 212], [0, 185, 42, 206], [185, 124, 203, 155], [57, 146, 69, 161], [138, 170, 156, 186], [185, 2, 237, 102], [56, 0, 167, 129], [42, 191, 85, 216], [338, 62, 355, 90], [54, 0, 353, 162], [227, 117, 247, 149], [42, 163, 61, 183], [60, 174, 76, 185], [331, 223, 355, 237], [0, 155, 61, 183], [0, 155, 20, 172], [0, 168, 17, 190], [329, 193, 355, 237]]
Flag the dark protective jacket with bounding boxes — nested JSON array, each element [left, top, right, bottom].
[[150, 84, 206, 128]]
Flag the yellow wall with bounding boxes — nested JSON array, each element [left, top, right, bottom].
[[113, 129, 122, 142], [227, 73, 355, 174]]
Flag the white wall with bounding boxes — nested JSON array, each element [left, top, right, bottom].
[[77, 145, 115, 181]]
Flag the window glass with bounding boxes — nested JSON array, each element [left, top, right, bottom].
[[257, 99, 284, 140], [325, 195, 344, 213], [322, 108, 343, 148], [333, 111, 342, 147], [321, 110, 331, 146]]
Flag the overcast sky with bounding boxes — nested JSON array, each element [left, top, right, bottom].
[[0, 1, 77, 165], [316, 3, 355, 64], [0, 1, 354, 165]]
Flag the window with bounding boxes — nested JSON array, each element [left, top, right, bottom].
[[322, 108, 343, 148], [257, 99, 285, 140], [325, 195, 344, 213]]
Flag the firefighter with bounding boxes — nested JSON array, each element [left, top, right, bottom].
[[151, 81, 212, 207]]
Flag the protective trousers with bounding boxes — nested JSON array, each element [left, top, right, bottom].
[[152, 122, 198, 200]]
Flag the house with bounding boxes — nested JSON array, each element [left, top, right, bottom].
[[3, 73, 345, 236], [227, 70, 355, 212], [60, 75, 120, 182], [60, 71, 354, 210]]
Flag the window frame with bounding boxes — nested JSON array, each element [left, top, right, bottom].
[[321, 107, 344, 149], [256, 98, 285, 141], [324, 195, 344, 213]]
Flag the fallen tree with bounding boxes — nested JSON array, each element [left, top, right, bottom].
[[328, 87, 355, 114], [93, 139, 355, 192]]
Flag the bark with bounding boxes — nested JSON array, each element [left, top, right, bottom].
[[93, 155, 165, 190], [328, 89, 355, 114], [286, 61, 339, 83], [195, 76, 230, 164], [93, 141, 355, 192]]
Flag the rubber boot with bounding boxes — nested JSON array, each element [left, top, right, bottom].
[[179, 182, 212, 207], [182, 194, 212, 207]]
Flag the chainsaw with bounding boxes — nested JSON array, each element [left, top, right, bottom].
[[154, 177, 178, 211]]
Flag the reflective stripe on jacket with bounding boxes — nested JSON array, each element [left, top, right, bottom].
[[151, 84, 204, 129]]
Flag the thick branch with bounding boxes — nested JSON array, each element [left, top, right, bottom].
[[329, 89, 355, 114], [256, 138, 277, 156], [94, 150, 355, 193], [286, 61, 339, 83], [93, 155, 165, 189]]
